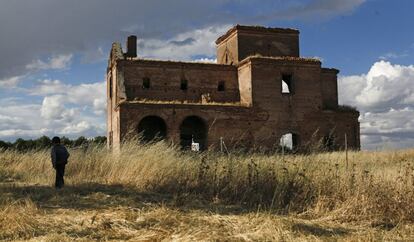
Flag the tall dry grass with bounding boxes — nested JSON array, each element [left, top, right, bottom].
[[1, 140, 414, 228]]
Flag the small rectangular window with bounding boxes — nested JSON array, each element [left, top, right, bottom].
[[142, 77, 150, 89], [281, 74, 293, 94], [109, 77, 113, 98], [180, 79, 188, 90], [218, 81, 225, 91]]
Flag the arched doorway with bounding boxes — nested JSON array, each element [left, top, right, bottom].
[[180, 116, 207, 150], [279, 133, 299, 152], [137, 116, 167, 142]]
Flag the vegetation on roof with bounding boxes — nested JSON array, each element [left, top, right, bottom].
[[239, 54, 321, 65], [125, 98, 245, 107], [337, 105, 358, 112]]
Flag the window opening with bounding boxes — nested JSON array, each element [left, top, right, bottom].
[[218, 81, 225, 91], [109, 77, 113, 98], [142, 77, 150, 89], [180, 116, 207, 151], [281, 74, 293, 94], [180, 79, 188, 90]]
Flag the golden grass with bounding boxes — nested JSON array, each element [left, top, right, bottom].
[[1, 141, 414, 241]]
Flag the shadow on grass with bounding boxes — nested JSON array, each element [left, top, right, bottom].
[[0, 182, 248, 215], [0, 170, 21, 183], [292, 223, 351, 237]]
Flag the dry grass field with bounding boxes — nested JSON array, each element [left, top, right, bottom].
[[1, 140, 414, 241]]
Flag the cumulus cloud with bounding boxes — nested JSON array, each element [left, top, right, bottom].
[[339, 61, 414, 150], [0, 99, 46, 139], [0, 79, 106, 141], [340, 61, 414, 112], [40, 95, 79, 121], [30, 80, 106, 115]]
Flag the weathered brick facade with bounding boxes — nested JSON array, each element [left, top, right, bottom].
[[107, 25, 360, 151]]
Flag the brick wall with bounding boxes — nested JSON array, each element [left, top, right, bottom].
[[120, 60, 240, 103]]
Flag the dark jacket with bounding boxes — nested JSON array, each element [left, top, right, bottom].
[[51, 145, 70, 167]]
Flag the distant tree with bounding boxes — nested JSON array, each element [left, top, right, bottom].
[[74, 136, 88, 147], [60, 136, 73, 147], [14, 138, 29, 151], [93, 136, 107, 145], [0, 140, 12, 150], [35, 136, 51, 149], [2, 135, 109, 151]]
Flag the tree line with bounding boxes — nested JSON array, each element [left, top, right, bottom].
[[0, 136, 107, 151]]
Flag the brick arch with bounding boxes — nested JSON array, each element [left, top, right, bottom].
[[137, 115, 167, 142], [179, 115, 207, 150]]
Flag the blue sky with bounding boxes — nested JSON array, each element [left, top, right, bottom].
[[0, 0, 413, 150]]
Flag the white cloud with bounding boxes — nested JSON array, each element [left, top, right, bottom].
[[0, 79, 106, 141], [138, 25, 231, 61], [379, 52, 409, 60], [339, 61, 414, 150], [40, 95, 79, 121], [356, 61, 414, 112], [32, 79, 69, 95], [0, 75, 24, 88], [194, 58, 217, 63], [26, 54, 73, 71], [0, 100, 45, 139], [31, 80, 106, 116], [61, 121, 95, 135], [68, 82, 106, 113]]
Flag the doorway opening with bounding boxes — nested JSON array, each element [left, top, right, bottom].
[[137, 116, 167, 142], [279, 132, 299, 152], [180, 116, 207, 150]]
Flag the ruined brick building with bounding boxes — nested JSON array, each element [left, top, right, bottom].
[[107, 25, 360, 151]]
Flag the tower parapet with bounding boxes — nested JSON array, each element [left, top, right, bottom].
[[216, 25, 300, 65]]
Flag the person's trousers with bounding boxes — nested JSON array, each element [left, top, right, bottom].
[[55, 163, 66, 188]]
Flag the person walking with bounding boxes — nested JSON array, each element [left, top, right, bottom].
[[51, 136, 70, 189]]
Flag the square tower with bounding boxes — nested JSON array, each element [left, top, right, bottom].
[[216, 25, 300, 65]]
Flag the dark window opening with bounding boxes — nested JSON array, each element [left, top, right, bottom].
[[180, 79, 188, 91], [142, 77, 150, 89], [279, 133, 299, 153], [281, 74, 293, 94], [109, 77, 113, 98], [218, 81, 225, 91]]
